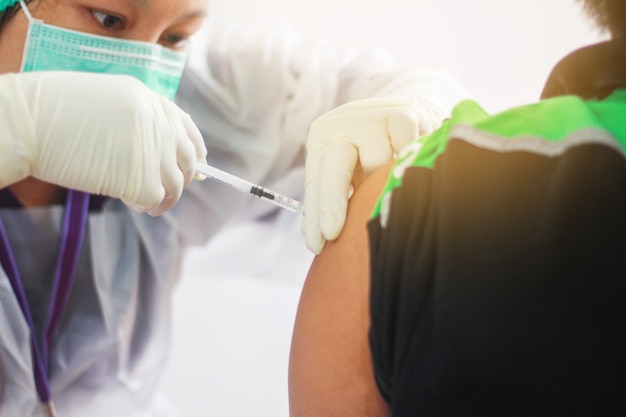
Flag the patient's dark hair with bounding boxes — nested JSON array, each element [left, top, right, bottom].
[[579, 0, 626, 38]]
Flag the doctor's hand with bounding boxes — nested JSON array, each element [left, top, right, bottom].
[[302, 97, 443, 254], [0, 72, 207, 216]]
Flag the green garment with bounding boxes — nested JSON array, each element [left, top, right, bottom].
[[373, 89, 626, 219]]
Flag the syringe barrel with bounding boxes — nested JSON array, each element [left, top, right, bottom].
[[196, 163, 304, 214]]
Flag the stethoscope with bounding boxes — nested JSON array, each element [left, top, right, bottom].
[[0, 190, 90, 417]]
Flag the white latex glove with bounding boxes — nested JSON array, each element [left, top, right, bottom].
[[0, 72, 207, 215], [303, 97, 444, 254]]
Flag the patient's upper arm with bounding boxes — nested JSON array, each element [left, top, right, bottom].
[[288, 161, 395, 417]]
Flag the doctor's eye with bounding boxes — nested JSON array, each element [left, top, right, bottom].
[[91, 10, 126, 30], [160, 33, 191, 50]]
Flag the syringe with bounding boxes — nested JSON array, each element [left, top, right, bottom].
[[196, 163, 304, 214]]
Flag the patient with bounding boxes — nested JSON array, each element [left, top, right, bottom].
[[289, 0, 626, 416]]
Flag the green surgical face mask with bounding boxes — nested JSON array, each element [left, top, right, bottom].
[[18, 0, 188, 100]]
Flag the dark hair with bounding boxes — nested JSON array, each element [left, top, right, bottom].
[[579, 0, 626, 38], [0, 1, 29, 34]]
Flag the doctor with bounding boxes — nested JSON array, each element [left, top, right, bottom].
[[0, 0, 468, 415]]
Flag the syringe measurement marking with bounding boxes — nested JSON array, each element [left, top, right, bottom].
[[196, 163, 303, 213]]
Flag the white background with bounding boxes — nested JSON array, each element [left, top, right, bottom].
[[162, 1, 606, 416], [204, 0, 607, 113]]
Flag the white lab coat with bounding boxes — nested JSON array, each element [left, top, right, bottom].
[[175, 19, 470, 230], [0, 20, 469, 417]]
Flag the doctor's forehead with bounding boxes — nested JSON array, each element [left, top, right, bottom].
[[130, 0, 209, 13]]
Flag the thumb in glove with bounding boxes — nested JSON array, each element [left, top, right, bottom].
[[302, 97, 427, 254]]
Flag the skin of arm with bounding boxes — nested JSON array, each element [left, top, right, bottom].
[[288, 160, 396, 417]]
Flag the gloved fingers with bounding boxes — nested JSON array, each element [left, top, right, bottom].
[[176, 135, 197, 189], [148, 148, 184, 217], [302, 140, 359, 254], [387, 106, 419, 155], [301, 214, 325, 255], [165, 104, 201, 188], [146, 189, 180, 216], [124, 126, 166, 213], [148, 106, 197, 216], [178, 110, 208, 181], [147, 102, 208, 216], [128, 170, 167, 214], [318, 141, 358, 241], [121, 183, 165, 213], [181, 112, 207, 160], [357, 135, 394, 175], [302, 149, 325, 254], [357, 105, 418, 172]]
